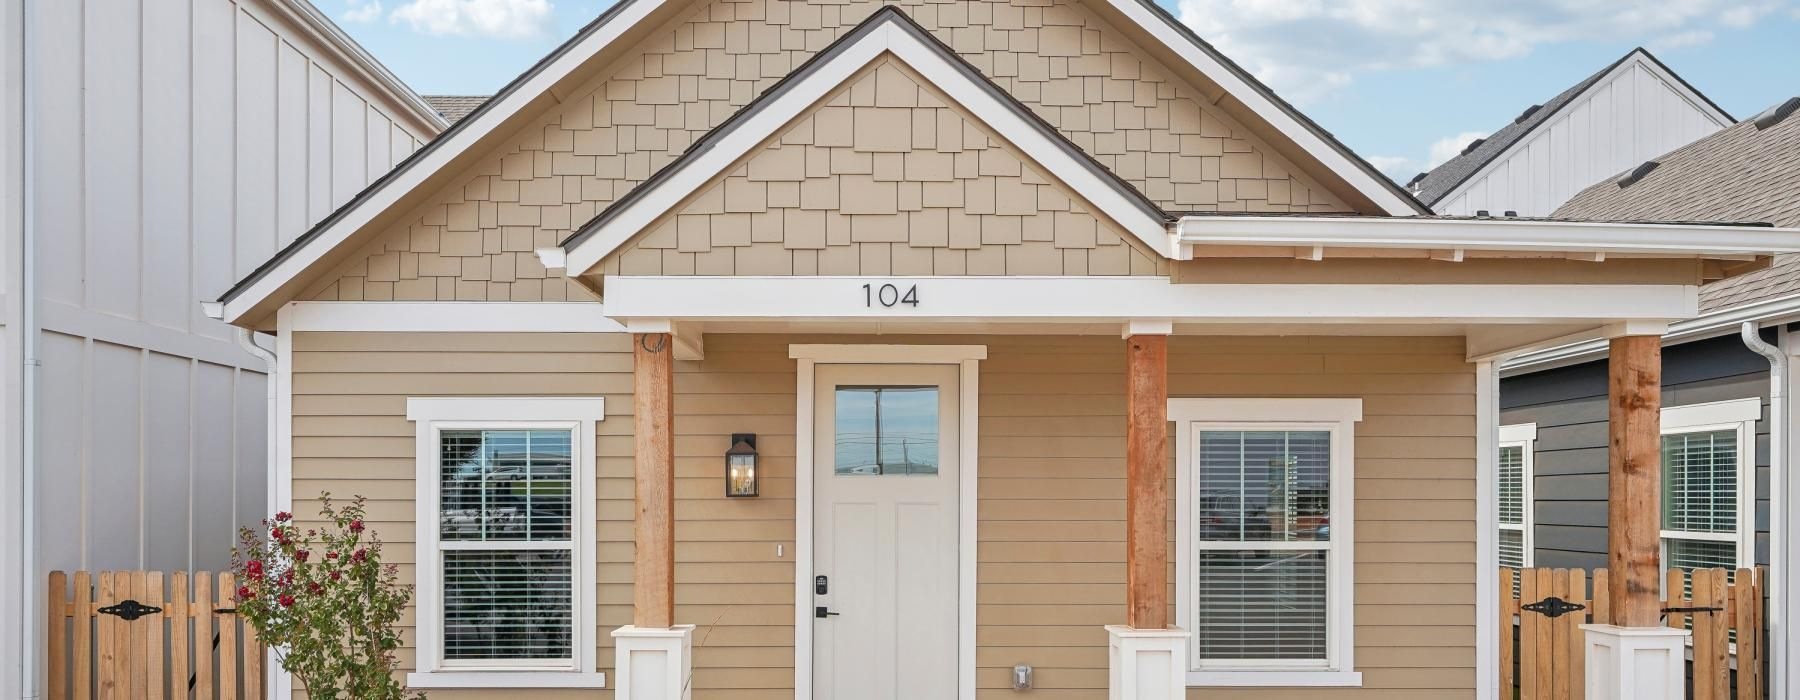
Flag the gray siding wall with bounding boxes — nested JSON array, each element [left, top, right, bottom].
[[26, 0, 436, 575], [1500, 332, 1774, 570]]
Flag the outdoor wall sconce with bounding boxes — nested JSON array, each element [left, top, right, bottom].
[[726, 433, 758, 497]]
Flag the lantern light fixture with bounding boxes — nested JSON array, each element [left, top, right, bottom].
[[726, 433, 758, 498]]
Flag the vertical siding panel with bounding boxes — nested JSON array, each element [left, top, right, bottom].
[[83, 0, 143, 319], [235, 12, 279, 280], [88, 342, 145, 568], [276, 42, 310, 248], [145, 353, 195, 572], [141, 0, 195, 332], [191, 0, 236, 302], [37, 332, 90, 571], [193, 362, 239, 571], [232, 369, 269, 564], [30, 0, 84, 307], [365, 107, 391, 183], [332, 82, 368, 203], [308, 64, 334, 226]]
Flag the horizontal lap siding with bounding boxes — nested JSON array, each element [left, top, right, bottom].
[[1500, 332, 1773, 570], [289, 331, 635, 699], [292, 331, 1476, 698], [1168, 336, 1476, 699]]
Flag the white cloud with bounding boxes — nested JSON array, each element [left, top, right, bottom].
[[390, 0, 554, 39], [1174, 0, 1791, 103], [1427, 131, 1488, 169], [1650, 29, 1716, 50], [344, 0, 383, 23]]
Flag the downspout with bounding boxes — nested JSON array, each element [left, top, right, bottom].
[[1740, 321, 1785, 696], [231, 329, 278, 517]]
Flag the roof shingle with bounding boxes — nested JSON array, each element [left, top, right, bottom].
[[1554, 98, 1800, 312], [421, 95, 488, 125]]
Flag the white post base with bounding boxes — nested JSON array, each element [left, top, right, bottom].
[[1580, 624, 1690, 700], [1106, 625, 1188, 700], [612, 625, 695, 700]]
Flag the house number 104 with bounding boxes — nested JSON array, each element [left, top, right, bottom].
[[862, 283, 920, 308]]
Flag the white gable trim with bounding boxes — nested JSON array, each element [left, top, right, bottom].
[[216, 0, 667, 325], [1177, 215, 1800, 257], [560, 20, 1175, 275], [1431, 49, 1733, 211], [1099, 0, 1420, 217]]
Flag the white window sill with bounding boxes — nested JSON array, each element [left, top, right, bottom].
[[406, 671, 607, 689], [1187, 670, 1363, 687]]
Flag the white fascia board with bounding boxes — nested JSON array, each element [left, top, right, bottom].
[[602, 276, 1695, 324], [1502, 292, 1800, 374], [285, 301, 627, 333], [1177, 215, 1800, 256], [1097, 0, 1418, 217], [217, 0, 669, 325], [561, 21, 1174, 274]]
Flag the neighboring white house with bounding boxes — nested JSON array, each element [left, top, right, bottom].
[[1, 1, 445, 697], [1411, 48, 1732, 217]]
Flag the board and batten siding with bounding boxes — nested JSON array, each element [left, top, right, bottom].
[[290, 331, 1475, 698], [1433, 58, 1728, 218], [27, 0, 439, 575], [1500, 332, 1773, 570]]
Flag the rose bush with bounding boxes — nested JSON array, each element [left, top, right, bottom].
[[233, 494, 421, 699]]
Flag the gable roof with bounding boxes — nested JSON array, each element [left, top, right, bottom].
[[1412, 48, 1732, 207], [215, 0, 1430, 326], [1556, 98, 1800, 312], [421, 95, 488, 125], [560, 6, 1170, 273]]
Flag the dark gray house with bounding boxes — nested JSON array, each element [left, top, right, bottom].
[[1500, 97, 1800, 586]]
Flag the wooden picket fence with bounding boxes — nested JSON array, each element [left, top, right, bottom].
[[1501, 566, 1766, 700], [46, 571, 265, 700]]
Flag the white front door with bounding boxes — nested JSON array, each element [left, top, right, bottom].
[[812, 364, 960, 699]]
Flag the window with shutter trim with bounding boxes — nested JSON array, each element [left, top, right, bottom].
[[406, 397, 605, 689], [1657, 399, 1758, 588], [1171, 398, 1361, 687], [1497, 424, 1536, 572]]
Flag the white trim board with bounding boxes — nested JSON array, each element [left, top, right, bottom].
[[1100, 0, 1421, 216], [560, 11, 1173, 274], [404, 397, 606, 690], [1502, 293, 1800, 375], [1168, 397, 1362, 687], [1177, 215, 1800, 257], [1476, 363, 1500, 700], [791, 345, 981, 700], [281, 301, 627, 333], [603, 276, 1697, 324]]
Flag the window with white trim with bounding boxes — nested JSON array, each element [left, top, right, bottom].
[[1172, 398, 1362, 688], [406, 397, 606, 689], [1498, 424, 1537, 570], [1659, 398, 1759, 580]]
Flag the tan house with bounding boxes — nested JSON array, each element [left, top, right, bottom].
[[205, 1, 1800, 698]]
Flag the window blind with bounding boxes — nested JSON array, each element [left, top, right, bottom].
[[1498, 446, 1523, 526], [439, 429, 576, 663], [1194, 430, 1332, 665], [1662, 430, 1736, 534]]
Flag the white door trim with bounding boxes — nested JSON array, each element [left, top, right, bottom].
[[791, 344, 981, 700]]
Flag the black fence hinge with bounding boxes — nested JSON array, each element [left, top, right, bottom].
[[1521, 596, 1587, 619], [96, 599, 163, 621], [1663, 605, 1725, 614]]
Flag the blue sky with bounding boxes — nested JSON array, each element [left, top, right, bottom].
[[327, 0, 1800, 182]]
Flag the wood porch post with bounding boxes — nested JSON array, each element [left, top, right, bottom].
[[633, 332, 675, 628], [1607, 335, 1662, 627], [1125, 334, 1169, 629]]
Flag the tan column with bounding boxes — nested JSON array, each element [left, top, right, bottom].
[[1607, 335, 1662, 627], [1125, 334, 1169, 629], [633, 332, 675, 628]]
